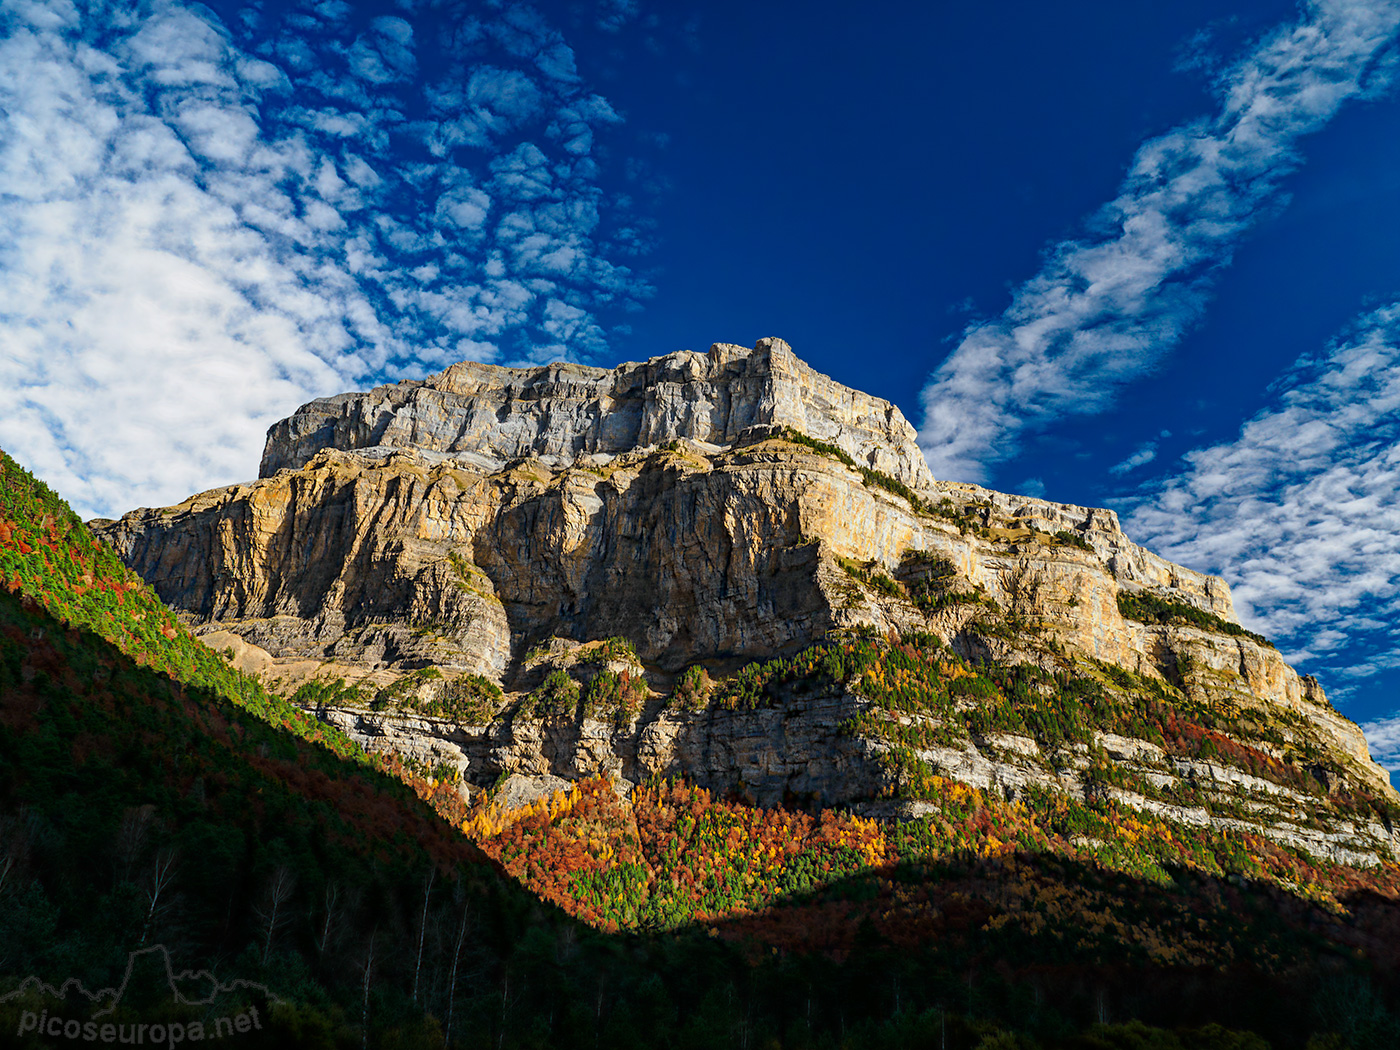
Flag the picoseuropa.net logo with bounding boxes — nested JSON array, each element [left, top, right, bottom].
[[17, 1006, 263, 1045], [1, 945, 282, 1047]]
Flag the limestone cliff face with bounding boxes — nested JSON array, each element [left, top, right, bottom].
[[315, 685, 883, 814], [315, 699, 1398, 867], [93, 338, 1397, 859], [94, 433, 1242, 697], [260, 337, 934, 497]]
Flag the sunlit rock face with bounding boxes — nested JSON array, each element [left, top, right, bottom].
[[259, 337, 935, 496], [93, 338, 1398, 861]]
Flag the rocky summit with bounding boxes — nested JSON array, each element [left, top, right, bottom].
[[259, 335, 933, 492], [93, 338, 1399, 865]]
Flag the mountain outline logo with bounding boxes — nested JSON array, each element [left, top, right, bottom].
[[0, 943, 283, 1019], [1, 945, 281, 1044]]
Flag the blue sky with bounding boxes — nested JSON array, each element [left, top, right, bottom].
[[4, 0, 1400, 768]]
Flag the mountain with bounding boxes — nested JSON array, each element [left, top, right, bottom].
[[11, 440, 1388, 1048], [92, 339, 1398, 872], [11, 328, 1400, 1045]]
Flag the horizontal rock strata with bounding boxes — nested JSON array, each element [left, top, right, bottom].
[[317, 692, 1399, 867]]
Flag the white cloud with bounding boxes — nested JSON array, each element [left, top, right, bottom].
[[1123, 304, 1400, 696], [347, 17, 416, 85], [434, 183, 491, 230], [0, 0, 653, 519], [489, 142, 555, 201], [466, 66, 543, 128], [1361, 715, 1400, 772], [1109, 442, 1158, 476], [919, 0, 1400, 483]]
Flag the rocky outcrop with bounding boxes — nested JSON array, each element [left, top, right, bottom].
[[315, 688, 1400, 867], [317, 682, 883, 810], [92, 337, 1398, 855], [260, 337, 934, 497]]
